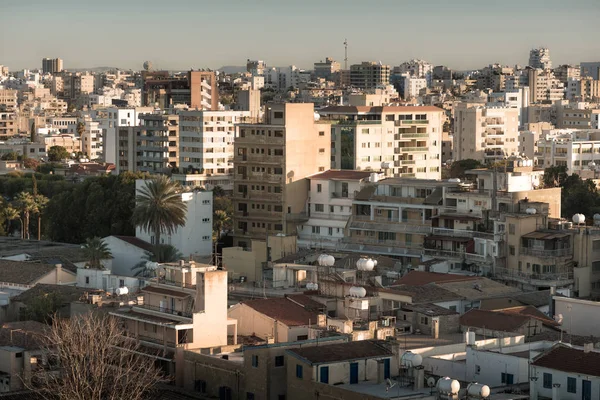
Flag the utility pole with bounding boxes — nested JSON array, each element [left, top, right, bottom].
[[343, 39, 348, 70]]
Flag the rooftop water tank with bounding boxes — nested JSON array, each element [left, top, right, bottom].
[[526, 208, 537, 215], [116, 287, 129, 296], [356, 258, 375, 271], [466, 383, 491, 399], [573, 213, 586, 224], [401, 351, 423, 368], [437, 378, 460, 395], [349, 286, 367, 298]]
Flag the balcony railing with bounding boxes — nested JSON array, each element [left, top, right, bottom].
[[395, 120, 429, 125], [135, 303, 193, 318], [431, 227, 503, 241], [286, 212, 310, 222], [423, 248, 493, 263], [331, 192, 354, 199], [519, 247, 573, 258], [398, 146, 429, 152], [309, 212, 351, 221], [494, 267, 574, 285], [154, 277, 196, 290]]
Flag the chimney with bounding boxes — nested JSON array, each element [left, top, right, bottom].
[[549, 286, 556, 317], [552, 383, 561, 400], [55, 264, 62, 284]]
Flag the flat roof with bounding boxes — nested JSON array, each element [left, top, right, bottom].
[[287, 340, 392, 364], [308, 169, 373, 181], [521, 231, 570, 240], [142, 286, 191, 299], [319, 105, 444, 114]]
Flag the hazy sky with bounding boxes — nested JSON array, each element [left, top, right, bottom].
[[2, 0, 599, 71]]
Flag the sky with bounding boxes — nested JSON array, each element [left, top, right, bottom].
[[2, 0, 600, 72]]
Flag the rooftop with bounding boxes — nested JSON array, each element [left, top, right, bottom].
[[392, 271, 480, 286], [496, 305, 560, 327], [0, 260, 57, 285], [459, 309, 531, 332], [390, 283, 464, 304], [284, 294, 327, 312], [437, 278, 522, 300], [532, 344, 600, 376], [0, 321, 48, 350], [287, 340, 392, 364], [241, 298, 320, 327], [402, 303, 459, 317], [142, 285, 191, 299], [111, 235, 154, 252], [308, 169, 374, 181], [11, 283, 99, 303], [319, 105, 444, 114]]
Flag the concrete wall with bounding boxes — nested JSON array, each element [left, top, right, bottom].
[[532, 365, 600, 400], [193, 270, 229, 348], [183, 351, 245, 400], [102, 236, 149, 277], [554, 297, 600, 337], [466, 346, 530, 386]]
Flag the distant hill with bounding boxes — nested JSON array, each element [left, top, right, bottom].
[[218, 66, 247, 74]]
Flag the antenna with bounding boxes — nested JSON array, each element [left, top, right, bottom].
[[343, 39, 348, 70]]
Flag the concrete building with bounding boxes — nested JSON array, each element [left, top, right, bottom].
[[235, 89, 260, 121], [99, 106, 152, 166], [453, 104, 520, 163], [135, 180, 213, 258], [350, 62, 390, 89], [174, 110, 250, 191], [110, 262, 235, 384], [135, 113, 179, 173], [142, 70, 219, 110], [246, 59, 267, 76], [556, 107, 594, 129], [297, 170, 375, 250], [0, 113, 18, 140], [581, 61, 600, 80], [46, 116, 77, 134], [530, 344, 600, 400], [403, 76, 427, 100], [44, 134, 82, 155], [528, 68, 564, 103], [101, 235, 153, 277], [80, 117, 102, 160], [536, 129, 600, 172], [41, 57, 63, 74], [553, 297, 600, 336], [314, 57, 340, 80], [232, 103, 331, 249], [529, 48, 552, 70], [0, 90, 18, 112], [554, 64, 581, 85], [393, 59, 433, 84], [319, 105, 444, 179], [580, 77, 600, 101]]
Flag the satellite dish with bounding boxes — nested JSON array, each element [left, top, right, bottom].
[[427, 377, 437, 388], [143, 61, 153, 71], [554, 314, 563, 324]]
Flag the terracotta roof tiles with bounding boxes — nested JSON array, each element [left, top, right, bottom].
[[532, 344, 600, 376]]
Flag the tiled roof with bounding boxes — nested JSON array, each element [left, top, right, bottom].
[[0, 260, 56, 285], [242, 298, 320, 327], [496, 306, 560, 327], [11, 284, 98, 303], [532, 344, 600, 376], [459, 309, 530, 332], [0, 321, 48, 350], [308, 169, 373, 181], [111, 236, 154, 252], [393, 271, 480, 286], [287, 340, 393, 364], [142, 286, 191, 298], [319, 105, 444, 114], [403, 303, 459, 316], [285, 294, 326, 312], [390, 283, 464, 304]]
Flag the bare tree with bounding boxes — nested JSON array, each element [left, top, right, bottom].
[[28, 314, 165, 400]]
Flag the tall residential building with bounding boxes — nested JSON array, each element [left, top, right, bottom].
[[580, 77, 600, 101], [232, 103, 331, 249], [528, 48, 552, 70], [314, 57, 341, 80], [41, 57, 63, 74], [235, 89, 261, 121], [100, 107, 153, 166], [453, 104, 520, 163], [80, 117, 103, 160], [350, 62, 390, 89], [393, 59, 433, 83], [246, 60, 267, 76], [553, 64, 581, 85], [536, 129, 600, 172], [0, 113, 18, 140], [173, 110, 250, 191], [188, 70, 219, 110], [142, 70, 219, 110], [581, 61, 600, 80], [319, 105, 444, 179], [528, 68, 565, 103], [134, 113, 179, 173], [403, 76, 427, 99], [0, 90, 18, 112]]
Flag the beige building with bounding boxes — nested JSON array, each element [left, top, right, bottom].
[[0, 90, 17, 112], [0, 113, 17, 140], [349, 62, 390, 89], [134, 113, 179, 173], [110, 261, 236, 384], [453, 104, 520, 163], [44, 134, 82, 155], [319, 105, 444, 179], [528, 68, 564, 103], [42, 57, 63, 74], [580, 77, 600, 101], [80, 117, 102, 160], [232, 103, 331, 249]]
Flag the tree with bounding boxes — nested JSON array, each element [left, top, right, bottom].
[[20, 292, 63, 323], [132, 244, 182, 277], [212, 185, 226, 198], [32, 175, 49, 240], [131, 176, 187, 246], [30, 121, 37, 143], [1, 151, 18, 161], [14, 191, 38, 239], [82, 237, 112, 269], [28, 314, 164, 400], [543, 165, 568, 188], [448, 159, 483, 179], [0, 203, 19, 236], [76, 121, 85, 136], [213, 209, 231, 240], [47, 146, 70, 162], [23, 157, 40, 170]]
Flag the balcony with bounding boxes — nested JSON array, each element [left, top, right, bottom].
[[395, 120, 429, 126], [133, 303, 193, 319], [286, 212, 310, 222], [423, 248, 493, 264], [519, 247, 573, 258], [397, 146, 429, 153], [310, 212, 351, 221], [494, 267, 574, 287], [432, 227, 504, 241], [331, 191, 354, 199]]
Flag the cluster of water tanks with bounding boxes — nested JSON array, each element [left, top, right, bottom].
[[115, 287, 129, 296], [436, 377, 490, 399], [356, 258, 376, 271], [317, 254, 335, 267], [572, 214, 586, 224], [348, 286, 367, 298], [400, 351, 423, 368], [515, 159, 534, 167], [306, 282, 319, 291]]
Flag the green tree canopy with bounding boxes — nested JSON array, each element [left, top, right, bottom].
[[132, 244, 182, 277], [47, 146, 70, 162], [82, 237, 113, 269], [448, 159, 483, 179]]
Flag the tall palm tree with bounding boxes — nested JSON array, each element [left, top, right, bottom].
[[132, 244, 182, 277], [32, 177, 49, 241], [14, 192, 38, 240], [0, 204, 19, 236], [132, 176, 187, 246], [82, 237, 112, 269], [213, 209, 231, 240]]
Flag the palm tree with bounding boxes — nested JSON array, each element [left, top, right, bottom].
[[0, 204, 19, 236], [14, 192, 38, 240], [82, 237, 112, 269], [32, 176, 49, 240], [131, 176, 187, 246], [132, 244, 182, 277], [213, 209, 231, 240]]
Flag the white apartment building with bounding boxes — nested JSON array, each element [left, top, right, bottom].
[[319, 105, 444, 180], [135, 180, 213, 258], [81, 117, 102, 160], [174, 110, 250, 191], [297, 170, 375, 250], [100, 107, 153, 166], [393, 59, 433, 84], [403, 76, 427, 100], [536, 129, 600, 172], [47, 116, 77, 135], [528, 48, 552, 70], [453, 104, 520, 163], [488, 88, 530, 128]]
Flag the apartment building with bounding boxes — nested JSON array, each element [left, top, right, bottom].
[[297, 170, 375, 250], [581, 61, 600, 80], [134, 113, 179, 173], [174, 110, 250, 191], [529, 48, 552, 70], [41, 57, 63, 74], [100, 106, 153, 166], [314, 57, 341, 80], [580, 77, 600, 101], [403, 76, 427, 100], [536, 129, 600, 172], [79, 117, 102, 160], [0, 113, 17, 140], [319, 105, 444, 179], [232, 103, 331, 249], [528, 68, 564, 103], [557, 107, 594, 129], [44, 134, 82, 155], [110, 261, 235, 385], [0, 90, 17, 112], [553, 64, 581, 85], [142, 70, 219, 110], [349, 62, 390, 89], [453, 104, 520, 163], [393, 59, 433, 81]]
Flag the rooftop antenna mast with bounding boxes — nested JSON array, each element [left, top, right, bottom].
[[344, 39, 348, 70]]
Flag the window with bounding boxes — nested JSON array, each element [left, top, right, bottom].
[[501, 373, 514, 385], [328, 227, 333, 235], [543, 373, 552, 389], [119, 279, 125, 288], [297, 335, 308, 341], [296, 365, 303, 379], [251, 355, 259, 368], [449, 305, 457, 312], [315, 204, 324, 212], [274, 111, 284, 119], [85, 276, 90, 284], [567, 377, 576, 393], [509, 245, 515, 255], [475, 365, 481, 374], [194, 380, 206, 393], [317, 184, 322, 193], [275, 355, 284, 367], [420, 316, 428, 325], [509, 224, 515, 235], [319, 131, 325, 136]]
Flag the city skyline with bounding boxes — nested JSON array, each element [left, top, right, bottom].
[[2, 0, 600, 71]]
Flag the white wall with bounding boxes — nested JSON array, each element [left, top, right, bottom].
[[102, 236, 150, 277], [315, 357, 396, 385], [466, 346, 530, 387], [532, 365, 600, 400], [554, 297, 600, 337]]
